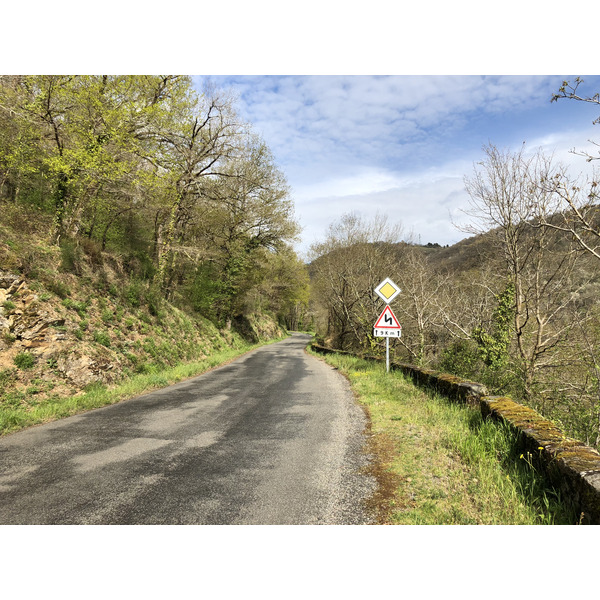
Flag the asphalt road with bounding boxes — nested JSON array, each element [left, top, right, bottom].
[[0, 333, 376, 524]]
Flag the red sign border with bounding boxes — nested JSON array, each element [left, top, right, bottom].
[[374, 306, 401, 329]]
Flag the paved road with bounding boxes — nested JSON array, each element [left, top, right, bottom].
[[0, 333, 376, 524]]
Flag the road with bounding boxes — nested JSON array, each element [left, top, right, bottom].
[[0, 333, 376, 524]]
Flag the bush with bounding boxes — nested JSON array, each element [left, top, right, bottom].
[[124, 282, 142, 308], [14, 352, 35, 370], [2, 300, 16, 311], [438, 339, 480, 380], [146, 285, 163, 317], [93, 331, 111, 347], [62, 298, 88, 317]]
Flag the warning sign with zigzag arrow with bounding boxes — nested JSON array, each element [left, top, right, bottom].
[[373, 306, 402, 338]]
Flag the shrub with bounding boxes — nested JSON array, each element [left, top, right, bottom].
[[14, 352, 35, 370], [93, 331, 111, 347], [124, 317, 136, 330], [2, 300, 16, 311], [124, 282, 142, 308], [62, 298, 88, 317]]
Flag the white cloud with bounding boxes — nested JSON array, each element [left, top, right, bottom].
[[194, 75, 600, 257], [293, 163, 474, 256]]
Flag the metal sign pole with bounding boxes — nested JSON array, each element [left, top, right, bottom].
[[386, 337, 390, 373]]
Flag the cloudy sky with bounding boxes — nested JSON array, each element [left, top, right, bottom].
[[193, 75, 600, 257]]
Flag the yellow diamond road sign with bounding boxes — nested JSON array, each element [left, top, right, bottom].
[[375, 278, 401, 304]]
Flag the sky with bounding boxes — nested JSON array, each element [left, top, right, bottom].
[[194, 74, 600, 257]]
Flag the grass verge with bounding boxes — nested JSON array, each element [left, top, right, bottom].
[[0, 335, 287, 437], [310, 349, 578, 525]]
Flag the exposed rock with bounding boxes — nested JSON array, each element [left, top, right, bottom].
[[56, 352, 102, 388], [0, 271, 20, 289], [13, 312, 65, 341]]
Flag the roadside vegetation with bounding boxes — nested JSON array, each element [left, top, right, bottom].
[[0, 75, 310, 427], [311, 350, 578, 525], [308, 77, 600, 451], [0, 334, 286, 437]]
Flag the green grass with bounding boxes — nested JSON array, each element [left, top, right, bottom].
[[0, 335, 288, 437], [311, 350, 577, 525]]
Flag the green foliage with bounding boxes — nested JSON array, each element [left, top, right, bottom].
[[62, 298, 88, 317], [316, 350, 575, 524], [14, 352, 35, 370], [145, 285, 163, 318], [472, 284, 514, 369], [0, 369, 17, 392], [59, 239, 82, 274], [439, 339, 481, 379], [124, 281, 142, 308], [93, 331, 111, 347], [1, 74, 302, 338], [2, 300, 16, 311], [186, 263, 222, 321]]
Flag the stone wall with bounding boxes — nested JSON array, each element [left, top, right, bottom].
[[311, 343, 600, 524]]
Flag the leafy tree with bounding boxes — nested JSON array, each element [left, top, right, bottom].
[[189, 136, 299, 325]]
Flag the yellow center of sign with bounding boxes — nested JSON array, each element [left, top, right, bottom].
[[379, 282, 396, 300]]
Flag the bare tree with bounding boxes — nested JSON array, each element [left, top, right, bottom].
[[392, 244, 451, 365], [463, 144, 579, 401], [552, 77, 600, 163], [308, 213, 404, 351]]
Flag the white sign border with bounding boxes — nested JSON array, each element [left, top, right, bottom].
[[374, 277, 401, 304]]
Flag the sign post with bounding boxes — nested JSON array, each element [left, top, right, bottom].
[[373, 279, 401, 373]]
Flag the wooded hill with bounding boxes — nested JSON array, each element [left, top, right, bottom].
[[0, 75, 311, 414], [308, 146, 600, 451], [0, 75, 310, 329]]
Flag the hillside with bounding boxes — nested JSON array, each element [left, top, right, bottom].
[[0, 75, 311, 433], [0, 216, 285, 426]]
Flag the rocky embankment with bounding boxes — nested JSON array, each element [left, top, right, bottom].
[[1, 268, 285, 406], [0, 271, 115, 395]]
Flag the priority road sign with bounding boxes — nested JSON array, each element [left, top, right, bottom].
[[374, 278, 401, 304]]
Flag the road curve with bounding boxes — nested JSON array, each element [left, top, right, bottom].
[[0, 333, 376, 524]]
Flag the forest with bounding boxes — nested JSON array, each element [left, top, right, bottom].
[[0, 75, 310, 331]]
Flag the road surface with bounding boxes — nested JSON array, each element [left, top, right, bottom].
[[0, 333, 376, 524]]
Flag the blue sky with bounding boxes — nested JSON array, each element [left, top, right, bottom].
[[194, 75, 600, 257]]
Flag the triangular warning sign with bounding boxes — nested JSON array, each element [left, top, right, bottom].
[[374, 306, 401, 329]]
